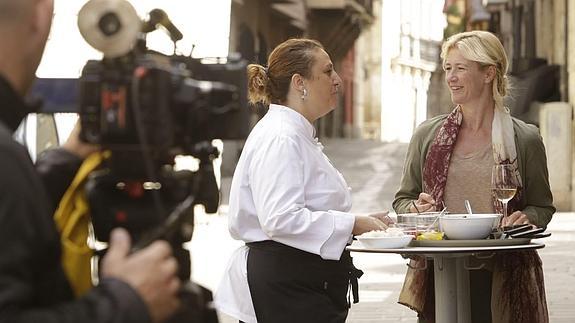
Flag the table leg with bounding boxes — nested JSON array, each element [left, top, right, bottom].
[[433, 256, 472, 323], [456, 257, 471, 323], [434, 256, 457, 323]]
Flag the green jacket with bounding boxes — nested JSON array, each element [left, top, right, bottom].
[[393, 114, 555, 227]]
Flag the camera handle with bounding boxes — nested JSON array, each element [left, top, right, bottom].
[[126, 191, 220, 323], [131, 195, 195, 252], [141, 8, 182, 54], [192, 142, 220, 214]]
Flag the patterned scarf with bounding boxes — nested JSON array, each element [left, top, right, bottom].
[[399, 106, 548, 323], [422, 106, 523, 213]]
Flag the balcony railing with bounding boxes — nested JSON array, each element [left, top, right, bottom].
[[420, 38, 441, 63], [307, 0, 373, 15], [354, 0, 372, 14], [400, 33, 441, 64]]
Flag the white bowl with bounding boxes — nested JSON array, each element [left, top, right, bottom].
[[356, 235, 413, 249], [439, 214, 500, 240]]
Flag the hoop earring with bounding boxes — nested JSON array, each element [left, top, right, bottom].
[[301, 88, 308, 100]]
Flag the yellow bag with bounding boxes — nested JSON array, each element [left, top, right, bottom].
[[53, 151, 109, 297]]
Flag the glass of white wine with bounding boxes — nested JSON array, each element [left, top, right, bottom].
[[491, 164, 518, 224]]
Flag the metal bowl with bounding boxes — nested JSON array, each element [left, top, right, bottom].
[[397, 212, 442, 234]]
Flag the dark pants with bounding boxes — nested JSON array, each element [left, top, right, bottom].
[[469, 269, 492, 323], [246, 241, 355, 323]]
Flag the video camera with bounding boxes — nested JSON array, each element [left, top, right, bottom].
[[70, 1, 249, 321], [76, 0, 248, 243]]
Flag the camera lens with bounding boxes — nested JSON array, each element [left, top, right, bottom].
[[98, 12, 122, 36]]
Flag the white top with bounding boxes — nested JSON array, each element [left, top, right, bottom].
[[214, 104, 355, 323]]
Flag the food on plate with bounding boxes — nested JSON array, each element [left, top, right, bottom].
[[357, 227, 406, 238], [416, 230, 444, 241], [355, 228, 414, 249]]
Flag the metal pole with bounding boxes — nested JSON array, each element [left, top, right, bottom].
[[434, 256, 457, 323]]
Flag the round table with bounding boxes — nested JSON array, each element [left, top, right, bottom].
[[347, 241, 545, 323]]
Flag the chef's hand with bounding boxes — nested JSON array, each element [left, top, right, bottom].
[[410, 193, 435, 213], [353, 215, 387, 236], [368, 211, 395, 227], [501, 211, 535, 227]]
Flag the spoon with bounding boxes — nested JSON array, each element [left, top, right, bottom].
[[426, 206, 447, 231], [464, 200, 473, 215]]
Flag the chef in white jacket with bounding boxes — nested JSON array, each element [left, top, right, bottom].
[[214, 38, 391, 323]]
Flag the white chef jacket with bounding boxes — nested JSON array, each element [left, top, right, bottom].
[[214, 104, 355, 323]]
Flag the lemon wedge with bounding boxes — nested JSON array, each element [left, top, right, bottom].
[[417, 231, 444, 241]]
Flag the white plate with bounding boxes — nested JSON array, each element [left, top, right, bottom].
[[356, 235, 413, 249]]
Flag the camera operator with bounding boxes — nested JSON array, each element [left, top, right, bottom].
[[0, 0, 181, 322]]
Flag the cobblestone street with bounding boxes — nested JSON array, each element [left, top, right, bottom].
[[189, 139, 575, 323]]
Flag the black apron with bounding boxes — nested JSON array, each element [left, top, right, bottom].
[[246, 240, 363, 323]]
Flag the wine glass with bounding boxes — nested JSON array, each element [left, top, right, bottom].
[[491, 164, 518, 225]]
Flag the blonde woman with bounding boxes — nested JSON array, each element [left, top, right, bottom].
[[393, 31, 554, 323]]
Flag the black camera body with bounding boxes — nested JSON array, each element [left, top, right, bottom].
[[72, 5, 251, 308], [78, 52, 249, 158], [78, 48, 248, 243], [77, 45, 241, 323], [32, 1, 243, 321]]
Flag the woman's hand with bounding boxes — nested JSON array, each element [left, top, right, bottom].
[[353, 215, 387, 236], [409, 193, 436, 213], [501, 211, 535, 227]]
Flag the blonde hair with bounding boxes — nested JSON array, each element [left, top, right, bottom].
[[247, 38, 323, 106], [440, 31, 509, 110]]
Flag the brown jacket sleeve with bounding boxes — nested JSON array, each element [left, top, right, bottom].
[[392, 116, 445, 214]]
